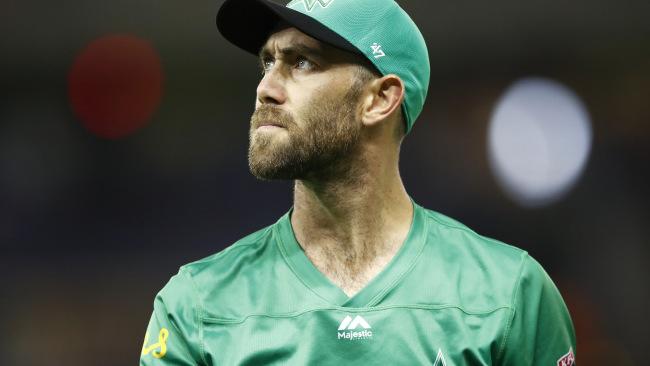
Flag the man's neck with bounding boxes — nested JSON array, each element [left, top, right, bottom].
[[290, 152, 413, 297]]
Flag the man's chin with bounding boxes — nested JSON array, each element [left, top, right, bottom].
[[250, 129, 288, 150], [248, 146, 301, 181], [248, 164, 300, 181]]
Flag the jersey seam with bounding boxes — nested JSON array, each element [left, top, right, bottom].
[[190, 241, 264, 267], [180, 267, 209, 366], [183, 227, 273, 270], [425, 211, 523, 253], [496, 251, 529, 363], [200, 303, 513, 324]]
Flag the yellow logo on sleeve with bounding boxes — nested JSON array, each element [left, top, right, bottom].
[[141, 328, 169, 359]]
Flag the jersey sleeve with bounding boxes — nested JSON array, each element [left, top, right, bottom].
[[140, 268, 205, 366], [498, 254, 577, 366]]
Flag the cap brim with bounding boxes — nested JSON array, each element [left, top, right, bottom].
[[217, 0, 361, 56]]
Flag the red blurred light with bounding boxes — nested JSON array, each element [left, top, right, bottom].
[[68, 34, 163, 139]]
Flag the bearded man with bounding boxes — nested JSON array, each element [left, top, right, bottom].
[[140, 0, 577, 365]]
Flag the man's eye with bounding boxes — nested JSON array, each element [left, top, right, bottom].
[[296, 57, 314, 70], [261, 59, 274, 73]]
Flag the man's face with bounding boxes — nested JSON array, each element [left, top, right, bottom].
[[248, 27, 366, 180]]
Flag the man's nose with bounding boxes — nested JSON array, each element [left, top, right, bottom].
[[256, 67, 287, 106]]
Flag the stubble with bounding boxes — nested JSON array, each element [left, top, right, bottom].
[[248, 87, 363, 181]]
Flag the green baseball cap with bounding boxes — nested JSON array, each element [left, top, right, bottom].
[[217, 0, 430, 133]]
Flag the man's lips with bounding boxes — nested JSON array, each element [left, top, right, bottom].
[[256, 122, 286, 129]]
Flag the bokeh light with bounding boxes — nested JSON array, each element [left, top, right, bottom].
[[488, 77, 592, 208], [68, 34, 163, 139]]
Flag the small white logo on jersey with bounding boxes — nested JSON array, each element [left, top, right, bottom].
[[287, 0, 334, 12], [434, 348, 448, 366], [338, 315, 371, 330], [371, 43, 386, 59], [337, 315, 373, 340]]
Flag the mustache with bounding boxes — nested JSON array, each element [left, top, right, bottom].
[[250, 106, 295, 130]]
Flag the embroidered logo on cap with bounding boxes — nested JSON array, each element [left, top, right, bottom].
[[287, 0, 334, 12], [371, 43, 386, 58]]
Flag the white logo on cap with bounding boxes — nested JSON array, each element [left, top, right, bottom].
[[288, 0, 334, 12], [371, 43, 386, 58]]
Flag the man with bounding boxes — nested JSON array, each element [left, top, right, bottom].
[[140, 0, 577, 365]]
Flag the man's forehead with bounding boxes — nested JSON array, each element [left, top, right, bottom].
[[258, 27, 366, 67], [261, 27, 325, 54]]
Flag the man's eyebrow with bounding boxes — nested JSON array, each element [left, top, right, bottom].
[[258, 43, 324, 60]]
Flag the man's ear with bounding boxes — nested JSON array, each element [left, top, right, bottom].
[[360, 74, 405, 127]]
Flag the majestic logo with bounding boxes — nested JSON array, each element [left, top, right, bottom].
[[287, 0, 334, 12], [557, 347, 575, 366], [141, 328, 169, 359], [337, 315, 373, 340], [371, 43, 386, 59], [434, 349, 448, 366]]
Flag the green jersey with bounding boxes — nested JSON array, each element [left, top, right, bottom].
[[140, 201, 576, 365]]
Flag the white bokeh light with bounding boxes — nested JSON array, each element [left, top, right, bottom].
[[488, 77, 593, 208]]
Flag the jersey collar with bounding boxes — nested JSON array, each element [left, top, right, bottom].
[[274, 199, 428, 308]]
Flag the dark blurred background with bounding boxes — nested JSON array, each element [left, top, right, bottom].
[[1, 0, 649, 365]]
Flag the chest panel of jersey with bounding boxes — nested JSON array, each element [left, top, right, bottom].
[[202, 306, 506, 365]]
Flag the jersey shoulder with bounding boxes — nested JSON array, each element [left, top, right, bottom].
[[171, 215, 317, 320], [180, 223, 274, 278], [423, 207, 527, 261], [179, 222, 277, 300], [405, 207, 535, 312]]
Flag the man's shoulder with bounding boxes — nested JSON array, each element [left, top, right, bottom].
[[159, 220, 287, 318], [421, 207, 527, 264], [160, 215, 319, 319], [180, 222, 278, 281], [409, 206, 535, 310]]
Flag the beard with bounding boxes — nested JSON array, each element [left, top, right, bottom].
[[248, 89, 362, 181]]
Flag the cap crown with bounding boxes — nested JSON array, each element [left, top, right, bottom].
[[285, 0, 430, 133]]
